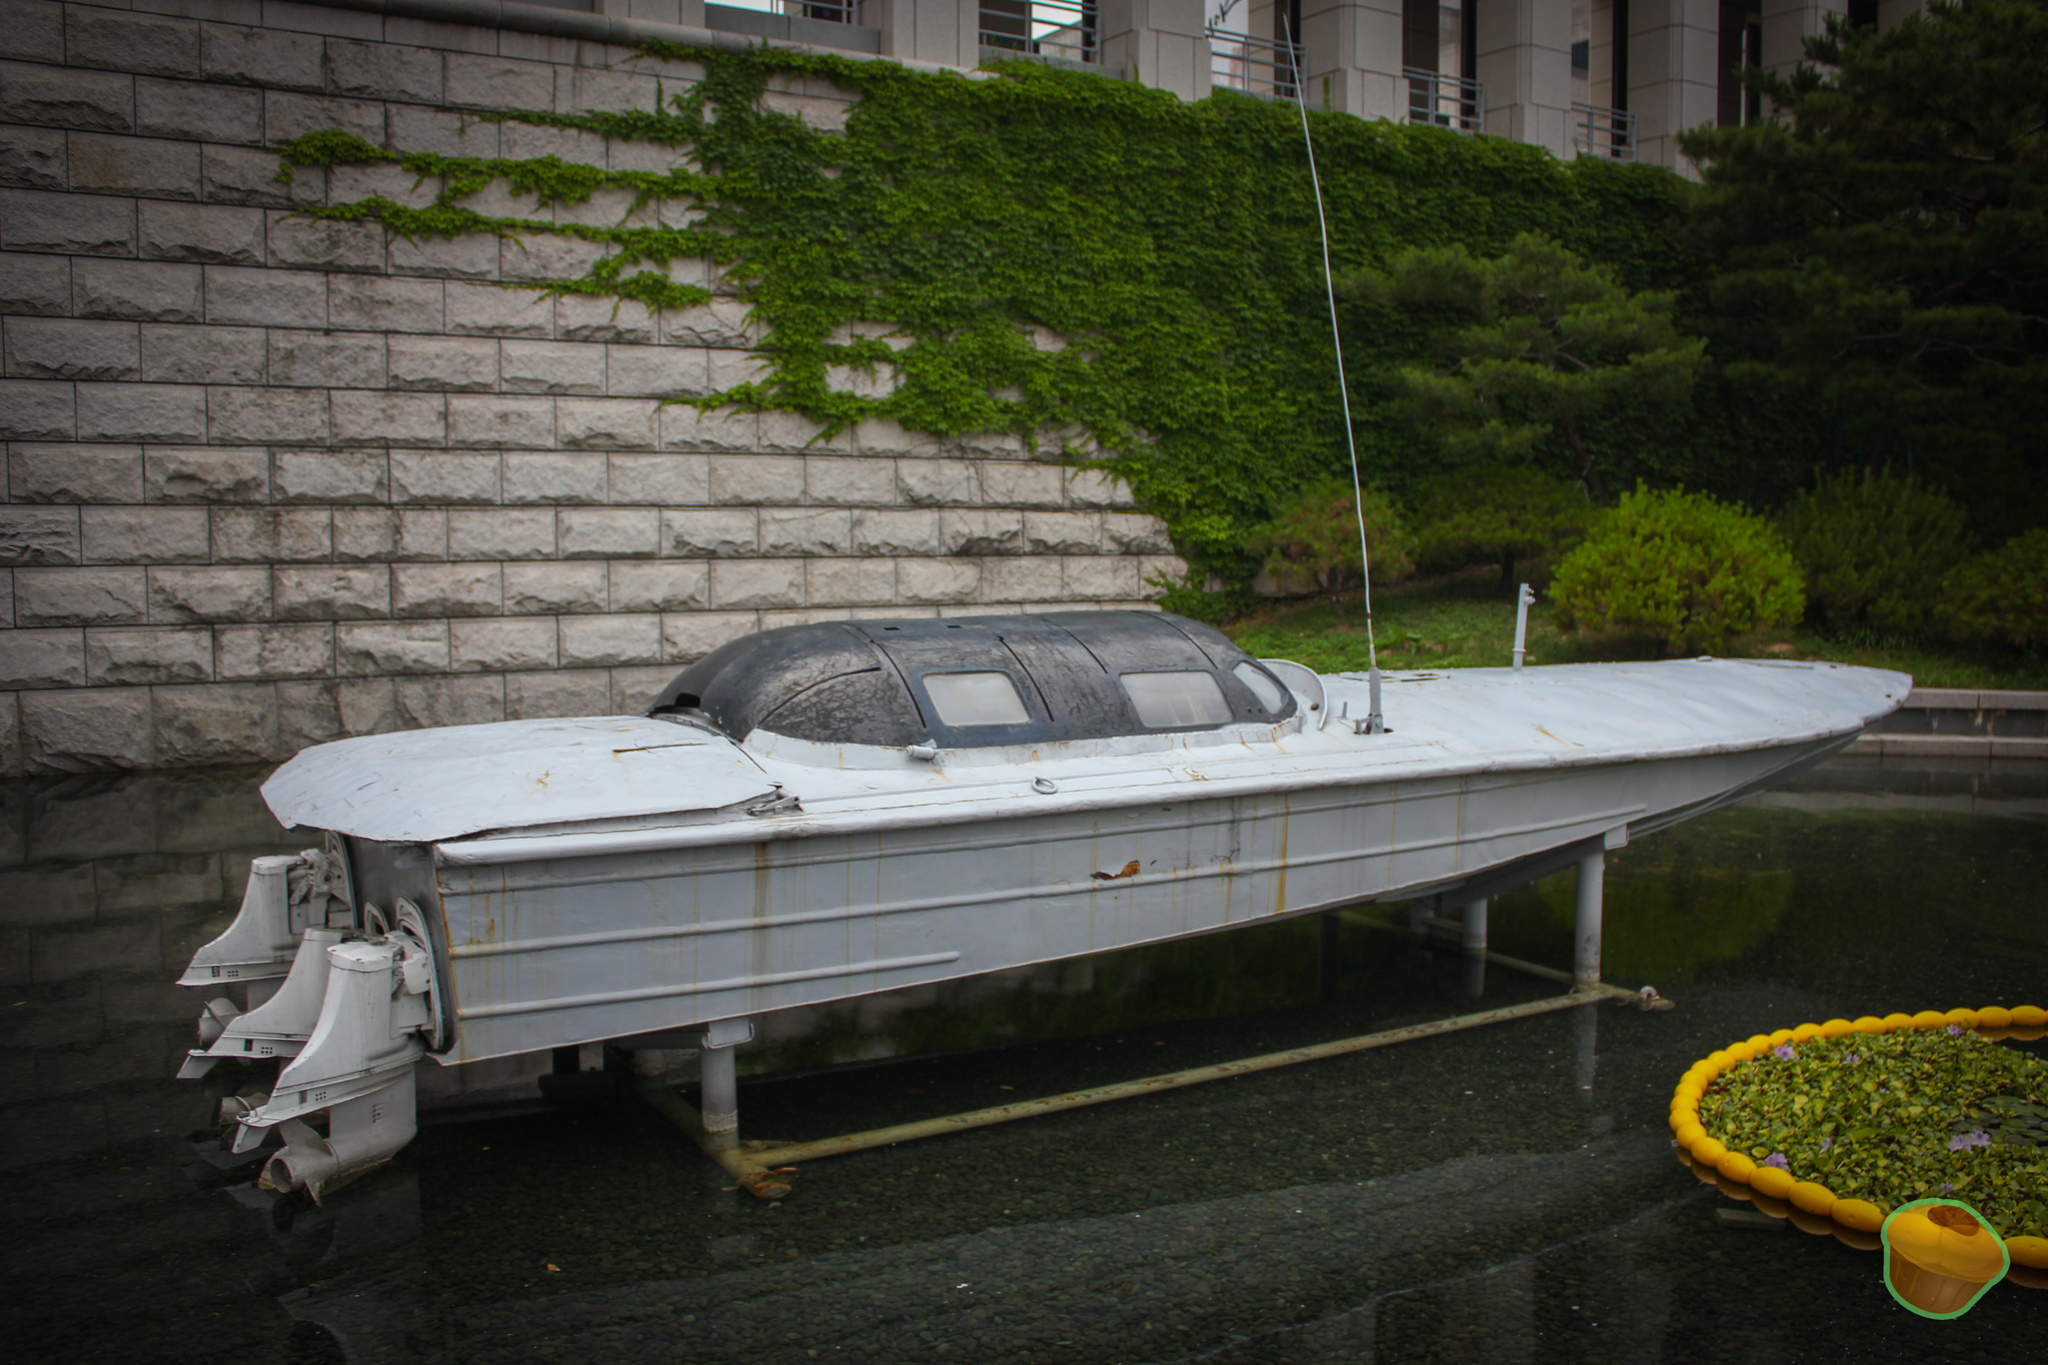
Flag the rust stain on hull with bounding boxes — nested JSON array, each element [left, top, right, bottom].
[[1091, 860, 1141, 882]]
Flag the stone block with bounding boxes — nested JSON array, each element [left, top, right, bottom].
[[706, 348, 772, 392], [850, 509, 938, 556], [134, 77, 262, 144], [139, 323, 264, 384], [330, 390, 446, 445], [608, 560, 708, 613], [979, 556, 1063, 603], [1063, 556, 1142, 600], [558, 294, 657, 344], [3, 317, 137, 381], [209, 507, 331, 563], [385, 102, 498, 159], [559, 613, 661, 668], [263, 92, 382, 147], [275, 678, 343, 750], [499, 232, 607, 284], [607, 660, 682, 712], [16, 566, 146, 626], [553, 186, 655, 232], [1103, 512, 1173, 555], [447, 394, 555, 449], [327, 164, 435, 213], [68, 133, 200, 201], [267, 212, 384, 272], [200, 143, 319, 208], [979, 460, 1064, 508], [327, 274, 443, 332], [153, 682, 278, 766], [333, 507, 444, 561], [387, 230, 497, 280], [0, 507, 78, 564], [559, 506, 658, 559], [939, 509, 1024, 556], [143, 444, 267, 503], [458, 179, 547, 222], [273, 564, 389, 620], [201, 25, 325, 92], [19, 687, 153, 770], [760, 507, 849, 556], [444, 53, 554, 110], [86, 625, 212, 685], [852, 416, 917, 456], [394, 674, 503, 729], [500, 339, 604, 395], [503, 561, 605, 615], [392, 561, 501, 618], [0, 378, 73, 439], [0, 628, 83, 688], [806, 557, 894, 608], [708, 454, 802, 506], [498, 122, 605, 164], [66, 9, 200, 79], [709, 559, 801, 610], [387, 334, 497, 392], [448, 507, 554, 560], [390, 449, 498, 504], [664, 299, 754, 349], [145, 566, 268, 623], [326, 38, 441, 103], [561, 65, 665, 117], [898, 557, 980, 604], [446, 282, 554, 338], [900, 459, 981, 507], [558, 397, 659, 450], [1024, 511, 1102, 555], [75, 257, 204, 323], [80, 506, 208, 564], [0, 1, 64, 64], [267, 329, 385, 388], [0, 59, 133, 133], [450, 617, 555, 673], [0, 123, 65, 189], [271, 448, 388, 504], [660, 404, 757, 453], [0, 187, 133, 255], [203, 265, 324, 327], [1065, 467, 1134, 507], [605, 344, 708, 398], [804, 455, 893, 506], [8, 443, 142, 503], [0, 251, 70, 315], [213, 622, 331, 681], [504, 667, 605, 719], [662, 507, 756, 557], [137, 200, 264, 265], [336, 621, 448, 675], [659, 609, 757, 663], [206, 385, 326, 445], [609, 452, 707, 506], [501, 450, 604, 504]]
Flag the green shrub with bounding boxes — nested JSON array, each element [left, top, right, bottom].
[[1944, 530, 2048, 650], [1412, 466, 1603, 588], [1779, 468, 1973, 637], [1551, 486, 1804, 654], [1244, 477, 1413, 624]]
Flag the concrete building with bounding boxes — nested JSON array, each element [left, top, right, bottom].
[[0, 0, 1913, 771]]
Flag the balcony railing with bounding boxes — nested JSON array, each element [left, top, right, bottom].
[[794, 0, 855, 20], [982, 0, 1100, 67], [1573, 102, 1636, 161], [1206, 26, 1304, 102], [1404, 68, 1483, 134]]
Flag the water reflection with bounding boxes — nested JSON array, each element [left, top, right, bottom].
[[1, 756, 2042, 1362]]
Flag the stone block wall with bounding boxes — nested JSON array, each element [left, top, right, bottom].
[[0, 1, 1183, 774]]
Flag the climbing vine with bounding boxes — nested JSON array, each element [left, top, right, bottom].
[[280, 45, 1699, 583]]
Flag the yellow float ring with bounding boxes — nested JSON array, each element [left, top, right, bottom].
[[1669, 1005, 2046, 1254]]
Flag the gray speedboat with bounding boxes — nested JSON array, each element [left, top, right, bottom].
[[174, 611, 1907, 1196]]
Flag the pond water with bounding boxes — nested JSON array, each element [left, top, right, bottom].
[[1, 756, 2043, 1364]]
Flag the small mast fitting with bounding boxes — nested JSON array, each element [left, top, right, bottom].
[[1281, 20, 1383, 734]]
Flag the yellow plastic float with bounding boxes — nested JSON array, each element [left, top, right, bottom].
[[1669, 1003, 2048, 1285]]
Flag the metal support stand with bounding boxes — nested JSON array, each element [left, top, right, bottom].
[[1574, 850, 1604, 990], [1460, 897, 1488, 999], [699, 1042, 738, 1137]]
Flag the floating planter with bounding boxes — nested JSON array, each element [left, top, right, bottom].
[[1668, 1007, 2048, 1290]]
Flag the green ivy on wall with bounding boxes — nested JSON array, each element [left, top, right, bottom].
[[281, 44, 1698, 585]]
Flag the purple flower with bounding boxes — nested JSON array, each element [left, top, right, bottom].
[[1773, 1044, 1795, 1060], [1949, 1131, 1991, 1152], [1763, 1153, 1790, 1170], [1844, 1053, 1859, 1065], [1947, 1024, 1963, 1037], [1820, 1137, 1832, 1151], [1940, 1184, 1955, 1194]]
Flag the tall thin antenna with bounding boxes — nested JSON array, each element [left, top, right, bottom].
[[1280, 18, 1383, 733]]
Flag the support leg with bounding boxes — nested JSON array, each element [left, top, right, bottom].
[[1574, 850, 1604, 990], [700, 1041, 738, 1139], [1460, 897, 1488, 953]]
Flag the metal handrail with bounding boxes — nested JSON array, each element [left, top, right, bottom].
[[1206, 25, 1304, 101], [1572, 102, 1636, 161], [1403, 67, 1483, 134], [982, 0, 1099, 63]]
